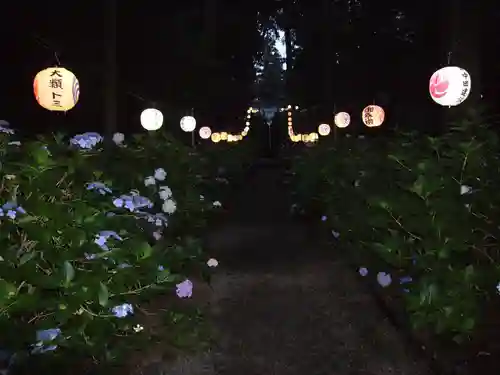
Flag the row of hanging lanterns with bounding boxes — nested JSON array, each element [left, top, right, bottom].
[[287, 104, 385, 143], [31, 66, 472, 134]]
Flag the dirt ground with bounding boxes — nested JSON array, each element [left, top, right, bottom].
[[159, 161, 432, 375]]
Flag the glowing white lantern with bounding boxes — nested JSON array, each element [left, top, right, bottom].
[[429, 66, 471, 106], [362, 105, 385, 127], [199, 126, 212, 139], [33, 67, 80, 111], [334, 112, 350, 128], [180, 116, 196, 132], [140, 108, 163, 131], [318, 123, 331, 136]]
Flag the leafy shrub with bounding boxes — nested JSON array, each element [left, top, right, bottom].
[[0, 127, 222, 371], [290, 112, 500, 343]]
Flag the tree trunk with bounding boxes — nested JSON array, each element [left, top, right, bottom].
[[284, 21, 293, 105], [322, 0, 333, 117], [104, 0, 117, 138], [443, 0, 481, 122], [202, 0, 217, 116]]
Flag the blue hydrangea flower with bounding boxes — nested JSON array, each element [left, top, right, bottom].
[[137, 212, 168, 227], [400, 276, 412, 293], [70, 132, 103, 149], [399, 276, 412, 284], [0, 120, 14, 134], [94, 230, 123, 251], [111, 303, 133, 318], [112, 193, 153, 212], [86, 182, 112, 195], [0, 202, 26, 219], [32, 328, 61, 354]]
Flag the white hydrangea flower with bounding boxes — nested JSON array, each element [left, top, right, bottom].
[[154, 168, 167, 181], [460, 185, 472, 195], [144, 176, 156, 186], [162, 199, 177, 214], [159, 186, 172, 200], [112, 132, 125, 145], [207, 258, 219, 268]]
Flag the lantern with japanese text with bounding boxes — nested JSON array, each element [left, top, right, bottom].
[[33, 67, 80, 111], [140, 108, 163, 131], [362, 105, 384, 127], [180, 116, 196, 132], [334, 112, 350, 128], [199, 126, 211, 139], [318, 123, 331, 136], [429, 66, 471, 106]]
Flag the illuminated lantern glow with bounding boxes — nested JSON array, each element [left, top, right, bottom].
[[199, 126, 212, 139], [220, 132, 228, 141], [180, 116, 196, 132], [33, 67, 80, 111], [362, 105, 385, 127], [429, 66, 471, 106], [140, 108, 163, 131], [211, 132, 221, 143], [318, 123, 331, 136], [334, 112, 350, 128]]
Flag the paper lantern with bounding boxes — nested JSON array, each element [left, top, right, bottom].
[[334, 112, 350, 128], [429, 66, 471, 106], [33, 67, 80, 111], [362, 105, 385, 127], [211, 132, 221, 143], [180, 116, 196, 132], [140, 108, 163, 131], [199, 126, 211, 139], [318, 123, 331, 136], [220, 132, 228, 141]]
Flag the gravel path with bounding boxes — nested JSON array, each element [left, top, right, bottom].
[[161, 161, 431, 375]]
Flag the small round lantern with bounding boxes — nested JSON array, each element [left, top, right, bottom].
[[429, 66, 471, 106], [180, 116, 196, 132], [318, 123, 331, 136], [199, 126, 211, 139], [140, 108, 163, 131], [362, 105, 385, 127], [334, 112, 350, 128], [211, 132, 221, 143], [33, 67, 80, 111]]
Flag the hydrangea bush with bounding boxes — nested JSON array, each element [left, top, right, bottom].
[[0, 126, 221, 372], [290, 111, 500, 343]]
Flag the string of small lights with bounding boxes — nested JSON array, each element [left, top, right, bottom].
[[208, 106, 257, 143]]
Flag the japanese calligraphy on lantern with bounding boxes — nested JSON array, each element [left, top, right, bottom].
[[429, 66, 471, 106], [362, 105, 384, 127], [33, 67, 80, 111]]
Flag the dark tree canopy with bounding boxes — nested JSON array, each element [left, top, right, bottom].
[[2, 0, 499, 137]]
